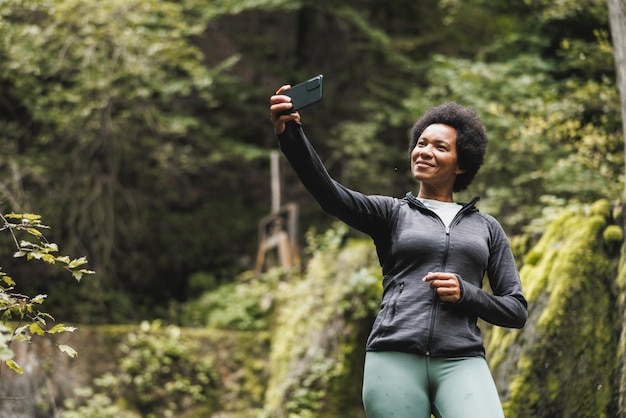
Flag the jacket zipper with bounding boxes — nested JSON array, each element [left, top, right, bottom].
[[425, 223, 450, 356], [424, 207, 470, 356]]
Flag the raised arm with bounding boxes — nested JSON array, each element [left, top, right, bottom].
[[268, 86, 395, 239]]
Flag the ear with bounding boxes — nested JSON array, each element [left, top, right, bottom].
[[455, 166, 466, 175]]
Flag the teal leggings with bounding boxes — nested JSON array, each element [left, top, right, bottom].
[[362, 351, 505, 418]]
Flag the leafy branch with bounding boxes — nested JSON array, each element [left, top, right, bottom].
[[0, 212, 94, 374]]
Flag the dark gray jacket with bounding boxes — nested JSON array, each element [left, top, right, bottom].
[[278, 122, 527, 358]]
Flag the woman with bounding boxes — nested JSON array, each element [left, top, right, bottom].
[[269, 84, 527, 418]]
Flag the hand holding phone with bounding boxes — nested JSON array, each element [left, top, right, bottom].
[[279, 74, 323, 115]]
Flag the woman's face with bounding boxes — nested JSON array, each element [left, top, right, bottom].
[[410, 123, 464, 193]]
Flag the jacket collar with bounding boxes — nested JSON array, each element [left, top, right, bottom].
[[404, 192, 480, 213]]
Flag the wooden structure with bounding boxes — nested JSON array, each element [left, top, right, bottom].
[[255, 151, 300, 273]]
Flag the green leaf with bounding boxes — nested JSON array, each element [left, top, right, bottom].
[[2, 276, 15, 286], [13, 325, 29, 336], [58, 344, 78, 358], [31, 294, 47, 304], [29, 322, 45, 336], [72, 269, 95, 282], [29, 251, 44, 260], [68, 257, 89, 269], [48, 324, 77, 334], [56, 256, 71, 264], [6, 359, 23, 374], [26, 228, 43, 237], [18, 213, 42, 222], [39, 312, 55, 321]]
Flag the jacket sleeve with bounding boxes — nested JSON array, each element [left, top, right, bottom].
[[457, 216, 528, 328], [276, 121, 393, 237]]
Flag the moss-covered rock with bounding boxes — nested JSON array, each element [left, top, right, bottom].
[[486, 200, 621, 418], [261, 224, 380, 418]]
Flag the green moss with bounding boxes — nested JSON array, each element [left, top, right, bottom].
[[485, 326, 520, 371], [509, 233, 535, 268], [616, 243, 626, 290], [262, 224, 380, 417], [522, 247, 542, 267], [589, 199, 612, 218], [603, 225, 623, 245], [486, 201, 619, 418]]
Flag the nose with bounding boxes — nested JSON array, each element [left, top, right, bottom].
[[416, 145, 434, 159], [412, 146, 430, 162]]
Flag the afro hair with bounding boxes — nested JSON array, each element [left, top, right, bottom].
[[408, 102, 488, 192]]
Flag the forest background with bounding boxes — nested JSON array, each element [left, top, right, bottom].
[[0, 0, 625, 416]]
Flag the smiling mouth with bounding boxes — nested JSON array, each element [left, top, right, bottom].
[[415, 161, 435, 168]]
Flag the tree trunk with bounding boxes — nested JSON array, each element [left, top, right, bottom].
[[608, 0, 626, 205]]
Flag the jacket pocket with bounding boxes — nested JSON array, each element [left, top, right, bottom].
[[381, 281, 404, 327]]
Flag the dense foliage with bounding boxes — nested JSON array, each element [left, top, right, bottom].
[[0, 0, 621, 323], [62, 321, 220, 418]]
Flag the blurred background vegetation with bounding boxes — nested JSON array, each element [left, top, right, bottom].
[[0, 0, 621, 323], [2, 0, 626, 417]]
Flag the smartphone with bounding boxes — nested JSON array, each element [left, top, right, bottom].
[[280, 74, 323, 115]]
